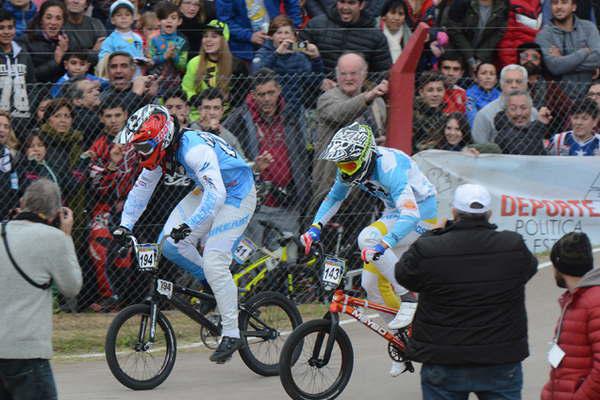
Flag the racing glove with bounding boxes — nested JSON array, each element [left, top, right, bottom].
[[300, 224, 321, 255], [361, 243, 386, 263], [112, 226, 132, 248], [171, 223, 192, 243]]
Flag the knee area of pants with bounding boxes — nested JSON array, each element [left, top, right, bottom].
[[357, 227, 383, 250], [162, 240, 180, 263]]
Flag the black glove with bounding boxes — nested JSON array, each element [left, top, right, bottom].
[[112, 226, 132, 248], [171, 223, 192, 243]]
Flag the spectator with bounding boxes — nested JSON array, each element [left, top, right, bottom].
[[438, 53, 467, 113], [0, 179, 81, 400], [100, 52, 158, 114], [423, 112, 472, 151], [395, 183, 537, 400], [63, 77, 102, 148], [181, 20, 248, 111], [98, 0, 145, 63], [443, 0, 509, 74], [173, 0, 210, 57], [223, 68, 310, 242], [63, 0, 106, 57], [216, 0, 302, 62], [148, 1, 189, 93], [84, 100, 138, 311], [2, 0, 36, 39], [472, 64, 538, 144], [32, 93, 52, 130], [251, 15, 324, 108], [536, 0, 600, 99], [466, 62, 500, 126], [586, 80, 600, 131], [0, 110, 19, 219], [301, 0, 392, 74], [379, 0, 413, 63], [306, 0, 335, 18], [517, 42, 573, 134], [50, 52, 107, 98], [496, 0, 542, 68], [542, 231, 600, 400], [413, 71, 447, 152], [312, 52, 388, 203], [21, 0, 69, 83], [548, 97, 600, 156], [163, 89, 191, 127], [494, 90, 549, 155], [137, 11, 160, 55], [189, 88, 247, 158], [0, 9, 36, 139]]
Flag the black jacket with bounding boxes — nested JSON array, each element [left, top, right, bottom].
[[301, 7, 391, 73], [494, 111, 547, 155], [20, 31, 64, 83], [395, 218, 537, 365]]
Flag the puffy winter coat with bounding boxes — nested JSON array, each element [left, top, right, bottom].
[[496, 0, 541, 68], [19, 31, 64, 83], [542, 268, 600, 400], [301, 6, 391, 73]]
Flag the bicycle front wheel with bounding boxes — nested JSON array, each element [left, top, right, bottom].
[[279, 319, 353, 400], [238, 291, 303, 376], [105, 304, 177, 390]]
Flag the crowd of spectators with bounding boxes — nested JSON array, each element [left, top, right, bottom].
[[0, 0, 599, 313]]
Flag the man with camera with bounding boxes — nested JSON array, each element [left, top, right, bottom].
[[0, 179, 82, 399]]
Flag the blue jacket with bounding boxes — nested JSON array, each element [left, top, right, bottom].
[[466, 84, 500, 126], [216, 0, 302, 61], [3, 2, 36, 39], [99, 31, 144, 61]]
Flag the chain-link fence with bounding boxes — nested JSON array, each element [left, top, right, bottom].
[[0, 73, 597, 313]]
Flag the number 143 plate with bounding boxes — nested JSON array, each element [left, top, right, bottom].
[[322, 256, 346, 287]]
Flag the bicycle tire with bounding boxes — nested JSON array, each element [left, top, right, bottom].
[[279, 319, 354, 400], [105, 304, 177, 390], [238, 291, 303, 376]]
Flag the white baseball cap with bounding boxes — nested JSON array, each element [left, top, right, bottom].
[[110, 0, 135, 17], [452, 184, 491, 214]]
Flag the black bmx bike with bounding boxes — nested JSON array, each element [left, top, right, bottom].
[[104, 233, 303, 390]]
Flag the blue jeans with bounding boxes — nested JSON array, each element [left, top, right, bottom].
[[0, 359, 57, 400], [421, 362, 523, 400]]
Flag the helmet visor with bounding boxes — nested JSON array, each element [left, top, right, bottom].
[[337, 159, 362, 176], [132, 139, 157, 156]]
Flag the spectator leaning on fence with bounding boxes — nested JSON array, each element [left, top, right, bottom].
[[493, 89, 550, 155], [0, 179, 82, 400], [63, 0, 107, 59], [536, 0, 600, 99], [395, 183, 537, 400], [473, 64, 538, 144], [422, 111, 472, 151], [548, 97, 600, 156], [438, 52, 467, 114], [312, 52, 388, 204], [413, 71, 447, 152], [542, 231, 600, 400], [301, 0, 392, 74], [466, 62, 500, 126]]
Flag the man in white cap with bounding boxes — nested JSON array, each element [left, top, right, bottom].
[[395, 183, 537, 400]]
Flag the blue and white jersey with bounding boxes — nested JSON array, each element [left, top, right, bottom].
[[548, 131, 600, 156], [313, 147, 437, 248], [121, 130, 254, 230]]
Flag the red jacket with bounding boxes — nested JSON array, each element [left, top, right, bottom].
[[542, 268, 600, 400], [497, 0, 541, 68]]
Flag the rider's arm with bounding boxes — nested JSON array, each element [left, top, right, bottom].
[[184, 144, 227, 229], [313, 177, 351, 226], [383, 177, 421, 249], [120, 166, 163, 230]]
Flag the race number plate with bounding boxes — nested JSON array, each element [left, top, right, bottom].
[[156, 279, 174, 299], [136, 244, 158, 271], [233, 238, 256, 264], [322, 256, 346, 289]]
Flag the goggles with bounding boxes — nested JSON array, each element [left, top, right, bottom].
[[337, 159, 362, 176], [132, 139, 158, 156]]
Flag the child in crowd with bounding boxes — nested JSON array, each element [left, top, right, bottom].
[[148, 1, 188, 92], [99, 0, 145, 64], [137, 11, 160, 56], [379, 0, 413, 63], [548, 98, 600, 156], [50, 52, 108, 98], [466, 62, 500, 126], [2, 0, 36, 38]]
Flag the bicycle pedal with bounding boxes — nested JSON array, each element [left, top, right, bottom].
[[402, 361, 415, 374]]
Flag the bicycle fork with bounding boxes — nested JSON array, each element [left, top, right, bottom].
[[308, 312, 341, 368], [136, 300, 160, 352]]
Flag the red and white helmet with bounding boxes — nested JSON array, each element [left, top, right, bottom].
[[116, 104, 175, 170]]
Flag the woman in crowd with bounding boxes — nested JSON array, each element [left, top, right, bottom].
[[466, 62, 500, 126], [379, 0, 413, 63], [173, 0, 212, 58], [428, 112, 472, 151], [181, 20, 247, 112], [251, 15, 323, 109], [21, 0, 69, 83], [0, 111, 20, 219]]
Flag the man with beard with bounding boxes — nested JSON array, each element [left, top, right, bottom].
[[517, 42, 573, 133], [542, 231, 600, 400], [536, 0, 600, 98]]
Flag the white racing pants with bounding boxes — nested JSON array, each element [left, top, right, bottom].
[[161, 186, 257, 338]]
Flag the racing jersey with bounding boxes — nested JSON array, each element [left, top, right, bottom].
[[313, 146, 437, 248], [120, 129, 254, 230], [548, 131, 600, 156]]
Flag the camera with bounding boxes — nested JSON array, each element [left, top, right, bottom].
[[291, 41, 309, 53]]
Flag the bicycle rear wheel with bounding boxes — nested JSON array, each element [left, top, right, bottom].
[[105, 304, 177, 390], [279, 319, 353, 400], [238, 291, 302, 376]]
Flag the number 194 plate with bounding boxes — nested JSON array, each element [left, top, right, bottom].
[[136, 244, 159, 271], [322, 256, 346, 289]]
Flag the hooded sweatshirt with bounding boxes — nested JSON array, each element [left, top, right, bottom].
[[0, 41, 35, 119]]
